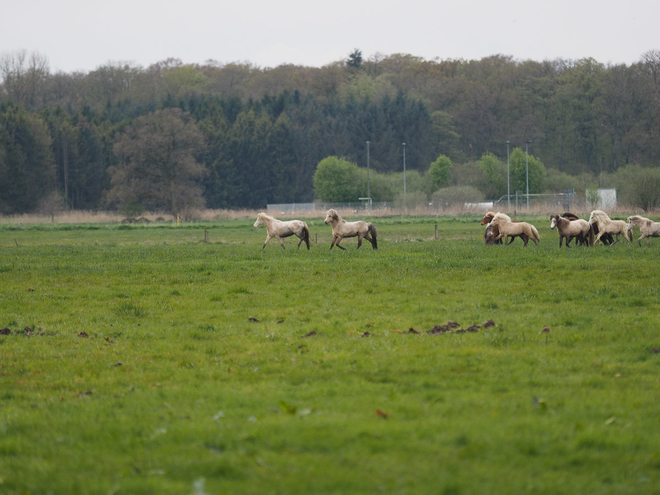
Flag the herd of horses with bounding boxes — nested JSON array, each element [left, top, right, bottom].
[[482, 210, 660, 247], [253, 209, 660, 250]]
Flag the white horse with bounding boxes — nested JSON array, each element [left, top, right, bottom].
[[324, 209, 377, 250], [588, 210, 631, 246], [253, 212, 310, 250], [627, 215, 660, 247]]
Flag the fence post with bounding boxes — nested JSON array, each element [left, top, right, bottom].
[[204, 230, 209, 243], [435, 224, 438, 240]]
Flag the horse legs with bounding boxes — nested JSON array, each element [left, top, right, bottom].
[[357, 234, 363, 249], [594, 232, 603, 245], [364, 233, 375, 249], [609, 234, 619, 247], [262, 234, 272, 250], [277, 237, 286, 250], [331, 235, 346, 250]]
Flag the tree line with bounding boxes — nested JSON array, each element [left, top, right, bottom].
[[1, 48, 660, 215]]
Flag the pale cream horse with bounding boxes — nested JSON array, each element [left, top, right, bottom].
[[324, 209, 377, 250], [253, 212, 310, 250], [490, 213, 540, 246], [627, 215, 660, 247], [588, 210, 630, 246]]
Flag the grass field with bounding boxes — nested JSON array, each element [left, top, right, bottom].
[[1, 215, 660, 494]]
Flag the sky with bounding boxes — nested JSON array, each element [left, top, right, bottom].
[[2, 0, 658, 73]]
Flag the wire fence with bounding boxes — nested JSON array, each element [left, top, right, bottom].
[[268, 191, 581, 217]]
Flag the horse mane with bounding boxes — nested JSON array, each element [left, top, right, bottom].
[[490, 212, 512, 225], [550, 214, 568, 226], [629, 215, 651, 226], [562, 212, 580, 221], [326, 209, 340, 221], [257, 212, 273, 220], [589, 210, 610, 225]]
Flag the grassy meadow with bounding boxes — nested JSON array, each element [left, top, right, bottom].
[[1, 214, 660, 494]]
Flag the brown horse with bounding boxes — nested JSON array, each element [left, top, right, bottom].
[[324, 209, 377, 250], [550, 214, 593, 247]]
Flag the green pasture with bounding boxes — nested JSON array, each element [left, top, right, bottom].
[[1, 215, 660, 494]]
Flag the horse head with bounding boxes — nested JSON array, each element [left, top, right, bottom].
[[481, 212, 496, 225], [489, 212, 509, 226], [253, 212, 265, 228], [324, 209, 339, 225], [549, 214, 559, 229]]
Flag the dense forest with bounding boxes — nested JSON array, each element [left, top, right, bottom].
[[1, 48, 660, 214]]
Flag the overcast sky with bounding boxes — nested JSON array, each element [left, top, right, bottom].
[[2, 0, 658, 73]]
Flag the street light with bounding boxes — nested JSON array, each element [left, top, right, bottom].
[[402, 143, 407, 207], [366, 141, 370, 202], [506, 141, 510, 209], [525, 140, 532, 209]]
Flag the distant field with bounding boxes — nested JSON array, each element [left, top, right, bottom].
[[1, 215, 659, 494]]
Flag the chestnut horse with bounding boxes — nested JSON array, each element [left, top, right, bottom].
[[253, 212, 310, 250], [324, 209, 377, 250]]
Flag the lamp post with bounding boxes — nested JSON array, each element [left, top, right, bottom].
[[366, 141, 370, 202], [402, 142, 407, 208], [506, 141, 510, 209], [525, 140, 532, 209]]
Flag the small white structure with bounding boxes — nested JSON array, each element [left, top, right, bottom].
[[464, 202, 494, 211], [590, 189, 617, 210]]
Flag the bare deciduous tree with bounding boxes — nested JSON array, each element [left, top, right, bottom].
[[107, 108, 207, 216], [0, 49, 50, 108]]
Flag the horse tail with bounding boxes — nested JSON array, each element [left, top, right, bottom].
[[302, 224, 311, 250], [368, 223, 378, 249], [588, 224, 595, 246], [532, 225, 540, 242]]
